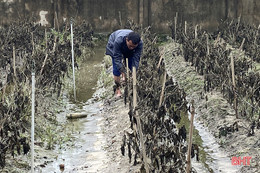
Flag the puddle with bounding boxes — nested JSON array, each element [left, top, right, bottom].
[[71, 46, 106, 103], [36, 101, 106, 173]]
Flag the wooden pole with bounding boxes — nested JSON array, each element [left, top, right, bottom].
[[185, 21, 187, 35], [133, 67, 137, 107], [133, 67, 149, 173], [1, 77, 6, 103], [236, 15, 241, 32], [55, 11, 59, 32], [254, 25, 260, 44], [214, 32, 220, 47], [157, 48, 165, 69], [70, 19, 76, 101], [195, 25, 198, 39], [13, 45, 16, 78], [31, 32, 34, 55], [45, 28, 47, 48], [206, 34, 209, 56], [40, 29, 49, 75], [231, 56, 238, 118], [159, 71, 167, 107], [31, 72, 35, 173], [174, 12, 178, 41], [119, 11, 122, 27], [186, 100, 195, 173], [40, 54, 49, 75], [126, 58, 130, 100], [239, 38, 245, 50]]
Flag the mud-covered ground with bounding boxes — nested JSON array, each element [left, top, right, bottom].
[[163, 41, 260, 173], [98, 95, 142, 173]]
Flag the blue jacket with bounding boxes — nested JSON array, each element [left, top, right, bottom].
[[106, 29, 143, 72]]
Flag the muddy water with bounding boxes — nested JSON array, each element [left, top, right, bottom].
[[35, 46, 107, 173], [72, 47, 106, 103], [178, 110, 240, 173]]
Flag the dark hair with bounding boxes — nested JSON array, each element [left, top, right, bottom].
[[127, 32, 141, 45]]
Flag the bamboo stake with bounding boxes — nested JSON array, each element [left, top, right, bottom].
[[133, 67, 149, 173], [53, 35, 57, 52], [236, 15, 241, 32], [70, 19, 76, 101], [119, 11, 122, 27], [159, 71, 167, 107], [55, 11, 59, 32], [40, 54, 49, 75], [1, 80, 6, 103], [31, 72, 35, 173], [206, 34, 209, 56], [186, 100, 195, 173], [239, 38, 245, 50], [40, 29, 49, 75], [133, 67, 137, 108], [157, 48, 165, 69], [254, 25, 260, 44], [185, 21, 187, 35], [45, 28, 47, 48], [31, 32, 34, 55], [195, 25, 198, 39], [13, 45, 16, 78], [231, 55, 238, 118], [214, 32, 220, 47], [126, 58, 130, 100], [174, 12, 178, 41]]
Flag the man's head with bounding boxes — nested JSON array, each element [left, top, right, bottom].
[[126, 32, 141, 50]]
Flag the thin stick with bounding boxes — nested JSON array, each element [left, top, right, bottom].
[[40, 29, 49, 75], [159, 71, 167, 107], [185, 21, 187, 35], [231, 55, 238, 118], [239, 38, 245, 50], [13, 45, 16, 78], [45, 28, 47, 48], [254, 25, 260, 44], [53, 35, 57, 52], [126, 58, 130, 100], [70, 19, 76, 101], [40, 54, 49, 75], [31, 32, 34, 55], [236, 15, 241, 32], [157, 47, 165, 69], [214, 32, 221, 47], [31, 72, 35, 173], [1, 82, 6, 103], [133, 67, 149, 173], [206, 34, 209, 55], [186, 100, 195, 173], [119, 11, 122, 27], [55, 11, 59, 32], [174, 12, 178, 40], [195, 25, 198, 39]]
